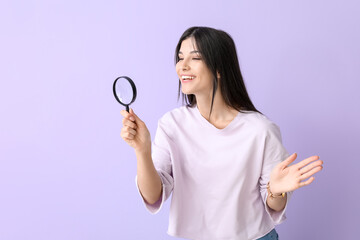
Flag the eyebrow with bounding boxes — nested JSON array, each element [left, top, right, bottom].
[[178, 51, 201, 55]]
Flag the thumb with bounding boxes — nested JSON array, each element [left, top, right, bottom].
[[280, 152, 297, 169], [129, 108, 142, 122]]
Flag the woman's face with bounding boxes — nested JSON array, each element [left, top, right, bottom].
[[176, 37, 214, 97]]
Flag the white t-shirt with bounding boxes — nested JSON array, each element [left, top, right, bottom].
[[135, 104, 293, 240]]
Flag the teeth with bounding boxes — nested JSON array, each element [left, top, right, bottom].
[[182, 76, 195, 80]]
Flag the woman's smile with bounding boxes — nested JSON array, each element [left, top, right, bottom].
[[181, 74, 196, 83]]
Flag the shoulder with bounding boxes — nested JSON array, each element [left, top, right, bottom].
[[155, 106, 193, 141], [158, 105, 193, 126], [240, 111, 282, 137]]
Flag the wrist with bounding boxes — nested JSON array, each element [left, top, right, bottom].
[[267, 181, 286, 198], [135, 148, 151, 160]]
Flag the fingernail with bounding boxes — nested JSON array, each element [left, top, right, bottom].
[[130, 116, 135, 121]]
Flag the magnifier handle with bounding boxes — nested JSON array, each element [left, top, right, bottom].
[[126, 105, 129, 113]]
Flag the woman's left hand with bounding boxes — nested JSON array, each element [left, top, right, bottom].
[[268, 153, 324, 194]]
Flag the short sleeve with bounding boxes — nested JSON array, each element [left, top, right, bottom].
[[259, 122, 293, 224], [135, 119, 174, 214]]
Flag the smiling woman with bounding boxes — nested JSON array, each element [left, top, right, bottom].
[[174, 27, 263, 124], [120, 26, 324, 240]]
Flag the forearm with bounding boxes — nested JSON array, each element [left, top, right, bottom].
[[136, 148, 162, 205]]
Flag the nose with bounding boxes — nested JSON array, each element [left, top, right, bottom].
[[180, 58, 190, 71]]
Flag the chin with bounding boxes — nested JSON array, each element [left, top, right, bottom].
[[181, 88, 194, 95]]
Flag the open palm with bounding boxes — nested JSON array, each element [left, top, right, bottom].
[[269, 153, 324, 194]]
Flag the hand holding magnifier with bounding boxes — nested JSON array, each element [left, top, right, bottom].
[[113, 76, 137, 112]]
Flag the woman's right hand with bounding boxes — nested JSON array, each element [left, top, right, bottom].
[[120, 108, 151, 153]]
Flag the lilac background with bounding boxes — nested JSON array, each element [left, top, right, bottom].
[[1, 0, 359, 239]]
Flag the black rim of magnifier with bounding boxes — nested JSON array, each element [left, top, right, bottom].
[[113, 76, 137, 111]]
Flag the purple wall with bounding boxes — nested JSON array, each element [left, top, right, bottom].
[[1, 1, 359, 239]]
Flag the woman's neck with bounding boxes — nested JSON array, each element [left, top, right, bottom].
[[195, 90, 238, 124]]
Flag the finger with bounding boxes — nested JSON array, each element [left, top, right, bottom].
[[299, 160, 323, 175], [123, 136, 134, 144], [120, 110, 130, 118], [121, 110, 135, 122], [279, 153, 297, 169], [121, 130, 135, 139], [299, 176, 315, 187], [122, 135, 132, 141], [295, 155, 320, 169], [121, 126, 136, 137], [126, 126, 137, 136], [299, 165, 323, 181], [122, 126, 136, 136], [122, 118, 137, 129]]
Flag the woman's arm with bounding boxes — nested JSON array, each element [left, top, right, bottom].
[[136, 148, 162, 205], [120, 108, 162, 205]]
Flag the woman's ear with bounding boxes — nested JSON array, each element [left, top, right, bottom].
[[217, 71, 221, 79]]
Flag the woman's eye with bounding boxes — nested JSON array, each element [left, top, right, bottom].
[[177, 57, 201, 61]]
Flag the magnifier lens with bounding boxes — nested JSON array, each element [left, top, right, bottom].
[[113, 76, 137, 112], [115, 78, 133, 105]]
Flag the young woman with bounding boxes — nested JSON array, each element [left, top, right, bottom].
[[120, 26, 323, 240]]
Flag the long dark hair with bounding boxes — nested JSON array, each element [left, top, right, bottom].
[[175, 26, 263, 117]]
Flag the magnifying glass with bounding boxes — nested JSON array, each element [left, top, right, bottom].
[[113, 76, 137, 112]]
